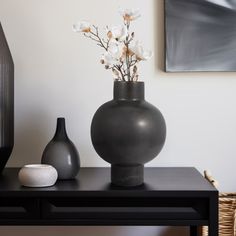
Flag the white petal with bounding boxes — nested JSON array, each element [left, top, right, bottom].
[[142, 50, 153, 60], [102, 52, 118, 66], [73, 23, 81, 32], [119, 8, 141, 21], [73, 21, 91, 32], [108, 25, 128, 42], [108, 42, 125, 60], [129, 41, 152, 60]]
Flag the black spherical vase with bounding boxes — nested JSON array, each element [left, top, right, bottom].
[[91, 81, 166, 187], [0, 23, 14, 174]]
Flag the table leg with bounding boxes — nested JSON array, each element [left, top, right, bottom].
[[209, 193, 219, 236], [190, 226, 198, 236]]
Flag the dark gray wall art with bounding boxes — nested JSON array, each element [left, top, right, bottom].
[[165, 0, 236, 72]]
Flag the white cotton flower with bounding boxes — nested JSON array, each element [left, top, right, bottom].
[[73, 21, 91, 33], [108, 42, 126, 60], [119, 8, 141, 21], [107, 25, 128, 42], [129, 41, 152, 61]]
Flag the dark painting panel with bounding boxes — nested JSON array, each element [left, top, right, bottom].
[[165, 0, 236, 72]]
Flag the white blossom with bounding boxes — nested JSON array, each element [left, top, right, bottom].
[[108, 42, 126, 60], [107, 25, 128, 42], [119, 8, 141, 22], [73, 21, 91, 33], [101, 42, 126, 68], [129, 41, 152, 61], [101, 52, 117, 66]]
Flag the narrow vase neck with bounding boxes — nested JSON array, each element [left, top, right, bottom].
[[113, 81, 145, 101], [53, 118, 69, 140]]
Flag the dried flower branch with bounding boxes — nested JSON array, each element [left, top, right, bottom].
[[73, 8, 152, 82]]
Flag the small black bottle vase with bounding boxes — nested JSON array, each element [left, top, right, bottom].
[[91, 81, 166, 187], [0, 23, 14, 174], [41, 118, 80, 180]]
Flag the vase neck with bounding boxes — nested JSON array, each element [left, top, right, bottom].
[[113, 81, 145, 101], [53, 118, 69, 140]]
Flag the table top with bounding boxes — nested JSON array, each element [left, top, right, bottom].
[[0, 167, 217, 197]]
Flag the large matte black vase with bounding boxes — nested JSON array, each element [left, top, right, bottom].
[[91, 81, 166, 187], [0, 23, 14, 174], [41, 118, 80, 180]]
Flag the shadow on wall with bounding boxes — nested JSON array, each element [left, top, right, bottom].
[[154, 0, 165, 72], [10, 110, 52, 166]]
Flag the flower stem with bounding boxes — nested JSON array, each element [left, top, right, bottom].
[[125, 21, 131, 81], [85, 25, 109, 51], [114, 65, 126, 81]]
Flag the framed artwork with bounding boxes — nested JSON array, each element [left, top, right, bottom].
[[165, 0, 236, 72]]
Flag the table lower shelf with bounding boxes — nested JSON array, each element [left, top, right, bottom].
[[0, 196, 209, 224]]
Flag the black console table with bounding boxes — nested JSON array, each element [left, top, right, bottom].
[[0, 167, 218, 236]]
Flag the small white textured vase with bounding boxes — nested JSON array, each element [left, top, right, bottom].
[[18, 164, 58, 187]]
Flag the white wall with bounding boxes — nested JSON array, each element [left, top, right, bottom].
[[1, 0, 236, 235]]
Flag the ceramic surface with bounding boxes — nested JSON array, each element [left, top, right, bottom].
[[18, 164, 58, 187]]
